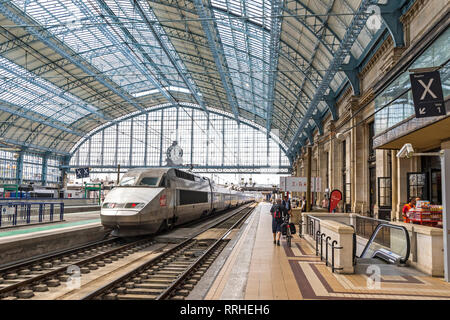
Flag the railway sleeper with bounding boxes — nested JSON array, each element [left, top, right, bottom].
[[176, 289, 190, 297], [163, 267, 187, 272], [182, 283, 195, 290], [125, 288, 163, 295], [132, 282, 168, 290], [168, 262, 192, 266], [140, 278, 174, 284], [186, 279, 198, 285], [147, 274, 176, 280], [156, 270, 182, 276], [117, 294, 157, 300]]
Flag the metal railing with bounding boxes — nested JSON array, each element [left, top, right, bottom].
[[0, 202, 64, 228], [314, 231, 345, 273], [306, 215, 321, 240], [0, 198, 98, 205], [331, 240, 343, 273]]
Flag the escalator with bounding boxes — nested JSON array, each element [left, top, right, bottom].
[[355, 223, 410, 265]]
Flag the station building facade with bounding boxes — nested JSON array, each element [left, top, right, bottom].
[[292, 0, 449, 221]]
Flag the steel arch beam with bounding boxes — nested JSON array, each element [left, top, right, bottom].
[[0, 2, 145, 114], [132, 0, 208, 112], [193, 0, 240, 123], [287, 0, 377, 154], [266, 0, 284, 135]]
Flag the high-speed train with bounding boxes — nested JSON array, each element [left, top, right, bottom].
[[101, 168, 255, 236]]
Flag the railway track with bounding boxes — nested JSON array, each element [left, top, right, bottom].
[[82, 204, 256, 300], [0, 237, 155, 300]]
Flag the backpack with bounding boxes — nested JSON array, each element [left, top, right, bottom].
[[273, 207, 282, 220], [289, 223, 296, 235], [281, 222, 288, 235]]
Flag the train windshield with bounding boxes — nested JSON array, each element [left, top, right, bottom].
[[119, 176, 136, 186], [139, 177, 159, 186]]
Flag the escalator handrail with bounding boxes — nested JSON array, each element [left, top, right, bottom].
[[359, 223, 410, 264]]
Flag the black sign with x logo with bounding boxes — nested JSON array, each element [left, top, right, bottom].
[[410, 70, 445, 118], [75, 167, 90, 179]]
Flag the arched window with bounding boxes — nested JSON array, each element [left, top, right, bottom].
[[70, 105, 290, 175]]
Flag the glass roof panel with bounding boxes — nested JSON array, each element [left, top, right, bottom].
[[0, 56, 92, 124], [11, 0, 185, 95], [213, 5, 271, 118]]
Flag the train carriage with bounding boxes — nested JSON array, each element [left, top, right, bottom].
[[100, 168, 255, 237]]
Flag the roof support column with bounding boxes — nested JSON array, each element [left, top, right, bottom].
[[312, 114, 324, 136], [144, 113, 148, 166], [101, 130, 105, 167], [41, 152, 49, 186], [341, 57, 360, 96], [115, 124, 119, 167], [160, 111, 164, 167], [324, 94, 339, 121], [60, 155, 71, 189], [237, 123, 240, 168], [15, 151, 24, 185], [378, 0, 407, 48], [206, 113, 210, 167], [129, 118, 134, 167], [190, 109, 194, 167], [222, 117, 225, 167]]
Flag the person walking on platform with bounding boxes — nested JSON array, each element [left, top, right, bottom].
[[282, 196, 292, 215], [270, 198, 288, 246]]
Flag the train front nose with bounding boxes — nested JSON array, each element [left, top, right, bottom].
[[100, 209, 141, 228]]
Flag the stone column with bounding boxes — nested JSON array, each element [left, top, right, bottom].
[[327, 121, 336, 192], [306, 146, 312, 212], [441, 140, 450, 282], [391, 150, 399, 221]]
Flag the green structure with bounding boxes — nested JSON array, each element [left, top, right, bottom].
[[1, 184, 19, 198], [84, 183, 102, 205]]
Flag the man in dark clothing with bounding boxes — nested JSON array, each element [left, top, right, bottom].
[[270, 198, 288, 246], [282, 196, 292, 214]]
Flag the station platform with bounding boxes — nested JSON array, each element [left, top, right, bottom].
[[0, 210, 100, 238], [195, 202, 450, 300], [0, 210, 105, 266]]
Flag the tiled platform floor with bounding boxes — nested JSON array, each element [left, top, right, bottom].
[[206, 202, 450, 300]]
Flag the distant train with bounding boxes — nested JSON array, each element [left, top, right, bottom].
[[100, 168, 255, 236], [1, 185, 59, 199]]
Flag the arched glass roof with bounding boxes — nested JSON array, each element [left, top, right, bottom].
[[0, 0, 385, 157]]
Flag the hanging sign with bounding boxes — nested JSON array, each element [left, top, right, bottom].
[[328, 189, 342, 213], [75, 167, 90, 179], [410, 70, 445, 118]]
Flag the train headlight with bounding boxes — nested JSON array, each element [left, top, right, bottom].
[[125, 203, 145, 209]]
